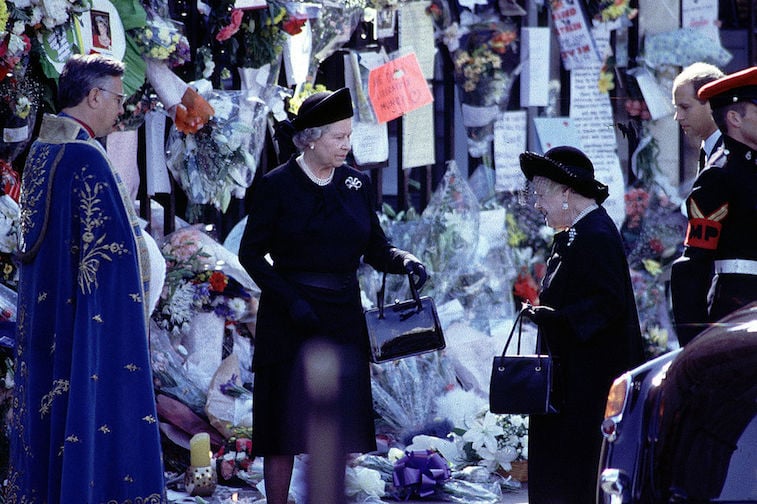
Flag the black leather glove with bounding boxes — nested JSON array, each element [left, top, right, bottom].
[[523, 304, 560, 325], [403, 254, 428, 290], [289, 299, 320, 333]]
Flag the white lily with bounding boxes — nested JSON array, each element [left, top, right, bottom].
[[463, 411, 504, 453]]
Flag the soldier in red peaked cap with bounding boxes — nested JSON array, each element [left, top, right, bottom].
[[670, 66, 757, 346]]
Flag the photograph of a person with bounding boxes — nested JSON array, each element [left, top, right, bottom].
[[91, 11, 111, 50]]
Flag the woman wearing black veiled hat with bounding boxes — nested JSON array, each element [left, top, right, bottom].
[[518, 146, 644, 504], [238, 88, 427, 504]]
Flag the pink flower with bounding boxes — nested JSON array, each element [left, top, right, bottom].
[[216, 9, 244, 42]]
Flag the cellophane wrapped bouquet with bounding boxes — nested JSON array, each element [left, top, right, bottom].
[[152, 225, 255, 341], [166, 88, 269, 214], [366, 160, 516, 334], [358, 352, 523, 502]]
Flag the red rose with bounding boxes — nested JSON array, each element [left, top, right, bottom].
[[282, 17, 307, 36], [208, 271, 228, 292]]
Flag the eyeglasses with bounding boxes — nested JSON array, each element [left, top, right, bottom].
[[97, 87, 126, 106]]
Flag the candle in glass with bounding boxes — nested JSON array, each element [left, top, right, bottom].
[[190, 432, 211, 467]]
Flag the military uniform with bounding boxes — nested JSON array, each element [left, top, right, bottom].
[[671, 66, 757, 345]]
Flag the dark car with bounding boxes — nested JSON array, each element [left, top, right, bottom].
[[597, 302, 757, 503]]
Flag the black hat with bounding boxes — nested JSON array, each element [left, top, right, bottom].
[[292, 87, 354, 131], [519, 146, 609, 204], [698, 66, 757, 109]]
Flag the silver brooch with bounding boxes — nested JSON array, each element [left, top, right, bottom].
[[567, 227, 577, 247], [345, 176, 362, 190]]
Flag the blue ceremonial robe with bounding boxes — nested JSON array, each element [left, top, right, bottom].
[[6, 114, 166, 503]]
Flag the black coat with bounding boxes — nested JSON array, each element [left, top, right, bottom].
[[238, 158, 407, 456], [528, 206, 645, 504], [671, 135, 757, 345]]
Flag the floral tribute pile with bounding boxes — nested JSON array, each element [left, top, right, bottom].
[[0, 0, 699, 499]]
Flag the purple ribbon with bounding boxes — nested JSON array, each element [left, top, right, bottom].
[[392, 450, 451, 499]]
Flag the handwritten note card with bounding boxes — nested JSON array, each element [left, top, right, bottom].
[[368, 52, 434, 123], [398, 1, 436, 79], [494, 110, 527, 192], [402, 102, 435, 169], [570, 67, 625, 227], [549, 0, 600, 70]]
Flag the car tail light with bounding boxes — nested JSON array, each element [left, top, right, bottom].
[[602, 373, 631, 441]]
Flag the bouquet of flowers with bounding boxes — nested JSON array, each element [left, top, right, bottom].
[[307, 0, 365, 78], [452, 408, 528, 474], [588, 0, 638, 23], [30, 0, 89, 30], [152, 226, 254, 341], [0, 21, 31, 82], [215, 436, 255, 486], [620, 184, 686, 356], [166, 88, 268, 213], [449, 10, 519, 155], [371, 352, 458, 443], [452, 12, 518, 110], [236, 0, 294, 69], [503, 192, 552, 307], [131, 9, 191, 68], [287, 81, 328, 115], [368, 161, 518, 334], [0, 192, 18, 288], [205, 0, 305, 78]]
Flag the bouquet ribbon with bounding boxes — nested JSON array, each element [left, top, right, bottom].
[[392, 450, 450, 499]]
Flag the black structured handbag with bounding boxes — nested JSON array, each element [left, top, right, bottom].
[[489, 308, 558, 415], [364, 272, 445, 363]]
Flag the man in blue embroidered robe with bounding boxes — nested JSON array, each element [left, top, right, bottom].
[[6, 54, 166, 502]]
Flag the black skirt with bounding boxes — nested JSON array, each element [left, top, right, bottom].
[[251, 291, 377, 457]]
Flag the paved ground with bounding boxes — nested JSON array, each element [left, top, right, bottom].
[[168, 482, 529, 503], [418, 483, 528, 503]]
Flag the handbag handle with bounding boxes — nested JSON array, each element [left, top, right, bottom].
[[500, 307, 552, 365], [376, 272, 423, 320]]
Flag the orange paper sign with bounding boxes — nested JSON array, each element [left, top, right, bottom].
[[368, 53, 434, 123]]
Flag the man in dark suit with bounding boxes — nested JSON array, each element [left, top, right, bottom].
[[672, 62, 725, 178]]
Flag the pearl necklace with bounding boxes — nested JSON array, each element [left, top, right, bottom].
[[297, 155, 334, 186], [571, 203, 598, 226]]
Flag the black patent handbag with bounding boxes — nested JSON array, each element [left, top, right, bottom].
[[364, 272, 445, 363], [489, 308, 558, 415]]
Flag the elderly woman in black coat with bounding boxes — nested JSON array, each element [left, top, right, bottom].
[[238, 88, 427, 504], [519, 146, 645, 504]]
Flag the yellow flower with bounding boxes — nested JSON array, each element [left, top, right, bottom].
[[288, 82, 328, 115], [642, 258, 662, 277], [598, 70, 615, 94], [646, 325, 668, 347], [0, 0, 8, 34], [272, 6, 286, 25], [506, 214, 526, 247]]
